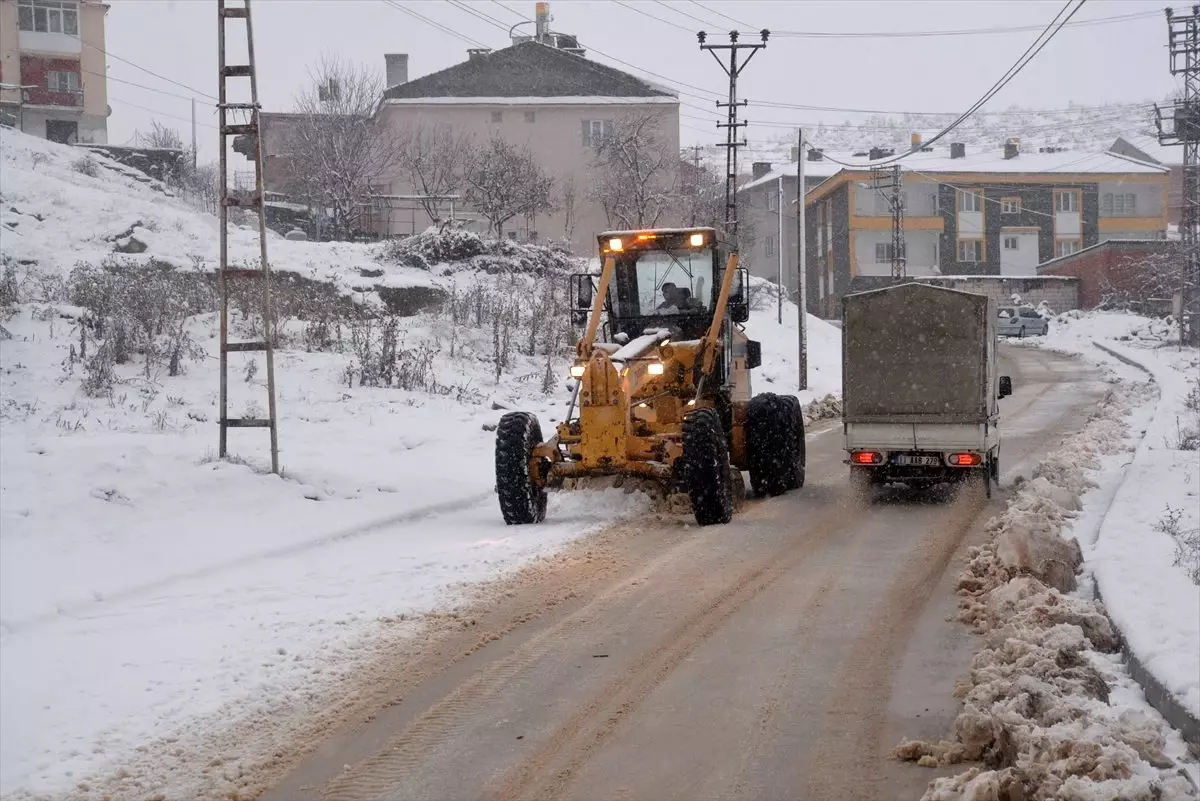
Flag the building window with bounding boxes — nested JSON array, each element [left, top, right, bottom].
[[767, 191, 778, 212], [875, 242, 895, 263], [933, 191, 941, 215], [490, 110, 503, 123], [1003, 236, 1019, 250], [1101, 192, 1137, 215], [1054, 190, 1079, 213], [1055, 239, 1081, 258], [765, 235, 775, 256], [1001, 198, 1021, 214], [47, 70, 79, 93], [582, 119, 612, 147], [957, 239, 983, 262], [18, 0, 79, 35], [933, 238, 940, 263], [957, 189, 981, 213], [523, 110, 535, 123]]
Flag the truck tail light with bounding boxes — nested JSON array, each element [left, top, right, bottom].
[[852, 451, 882, 465], [948, 452, 982, 466]]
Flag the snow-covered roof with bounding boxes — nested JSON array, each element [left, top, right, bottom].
[[383, 95, 677, 106], [1109, 133, 1181, 166], [739, 159, 845, 193]]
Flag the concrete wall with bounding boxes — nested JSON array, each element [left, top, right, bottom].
[[374, 99, 679, 254], [1039, 241, 1179, 308], [0, 1, 19, 108], [79, 0, 106, 122], [912, 275, 1080, 312]]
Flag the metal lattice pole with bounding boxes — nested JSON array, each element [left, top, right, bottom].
[[699, 29, 768, 250], [216, 0, 280, 473], [871, 164, 906, 280], [1156, 5, 1200, 344]]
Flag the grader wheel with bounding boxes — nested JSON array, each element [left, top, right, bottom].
[[495, 412, 548, 525], [747, 393, 796, 498], [682, 408, 734, 526]]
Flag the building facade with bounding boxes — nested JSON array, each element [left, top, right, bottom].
[[801, 142, 1169, 317], [1038, 239, 1180, 309], [247, 34, 682, 254], [0, 0, 108, 144]]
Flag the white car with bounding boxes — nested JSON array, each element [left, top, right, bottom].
[[997, 306, 1049, 337]]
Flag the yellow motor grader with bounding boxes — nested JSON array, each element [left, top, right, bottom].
[[495, 226, 805, 526]]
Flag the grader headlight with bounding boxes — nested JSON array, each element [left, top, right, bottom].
[[570, 364, 586, 378], [608, 237, 624, 251], [689, 232, 705, 247], [646, 362, 665, 376]]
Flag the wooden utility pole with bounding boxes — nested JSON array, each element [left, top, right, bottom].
[[797, 127, 807, 391]]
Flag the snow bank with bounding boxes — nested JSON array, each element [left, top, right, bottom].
[[896, 376, 1198, 799], [744, 278, 842, 412], [1017, 311, 1200, 722]]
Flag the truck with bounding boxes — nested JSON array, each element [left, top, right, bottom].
[[841, 283, 1013, 497]]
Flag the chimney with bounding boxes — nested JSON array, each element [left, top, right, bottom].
[[790, 144, 799, 162], [911, 132, 922, 148], [807, 148, 824, 162], [536, 1, 550, 41], [1004, 136, 1020, 160], [752, 161, 772, 180], [950, 142, 966, 159], [384, 54, 408, 88]]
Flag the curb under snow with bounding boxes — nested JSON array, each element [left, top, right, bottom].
[[1087, 340, 1200, 751]]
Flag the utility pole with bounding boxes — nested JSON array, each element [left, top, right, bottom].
[[190, 97, 198, 170], [871, 164, 906, 280], [797, 128, 807, 390], [698, 28, 768, 248], [216, 0, 280, 473], [1154, 5, 1200, 345], [777, 173, 784, 324]]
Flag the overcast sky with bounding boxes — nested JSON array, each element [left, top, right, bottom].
[[102, 0, 1172, 160]]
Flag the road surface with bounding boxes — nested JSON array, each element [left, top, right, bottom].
[[262, 345, 1104, 801]]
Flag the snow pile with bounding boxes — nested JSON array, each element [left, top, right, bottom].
[[895, 381, 1198, 800], [1019, 310, 1200, 717], [376, 227, 576, 276], [743, 278, 842, 407]]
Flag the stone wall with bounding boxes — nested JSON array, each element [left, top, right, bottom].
[[911, 275, 1080, 312]]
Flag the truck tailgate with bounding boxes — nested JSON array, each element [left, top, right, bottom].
[[846, 423, 987, 451]]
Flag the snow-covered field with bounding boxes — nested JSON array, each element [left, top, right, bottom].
[[1020, 312, 1200, 726], [0, 129, 843, 799]]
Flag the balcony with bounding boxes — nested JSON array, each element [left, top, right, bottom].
[[22, 88, 83, 109]]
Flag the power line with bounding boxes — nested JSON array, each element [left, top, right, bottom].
[[381, 0, 492, 49], [109, 94, 218, 130], [612, 0, 691, 32], [650, 0, 721, 30], [770, 9, 1155, 39], [688, 0, 751, 31], [445, 0, 513, 32], [83, 69, 196, 103], [838, 0, 1089, 168], [71, 34, 216, 101]]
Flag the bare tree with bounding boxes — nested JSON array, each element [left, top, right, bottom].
[[394, 122, 475, 224], [286, 55, 397, 240], [463, 134, 554, 239], [135, 120, 185, 150], [678, 159, 724, 229], [589, 112, 677, 229], [560, 175, 578, 243]]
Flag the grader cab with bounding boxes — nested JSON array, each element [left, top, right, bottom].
[[495, 226, 806, 527]]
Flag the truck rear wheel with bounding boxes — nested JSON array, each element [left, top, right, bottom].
[[747, 393, 793, 497], [496, 412, 547, 525], [683, 408, 734, 525]]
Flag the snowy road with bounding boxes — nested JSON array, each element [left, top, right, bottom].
[[259, 345, 1107, 801]]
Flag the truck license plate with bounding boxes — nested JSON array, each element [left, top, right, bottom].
[[894, 454, 941, 467]]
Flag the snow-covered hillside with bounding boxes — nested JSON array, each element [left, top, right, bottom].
[[0, 128, 842, 800], [713, 100, 1161, 172]]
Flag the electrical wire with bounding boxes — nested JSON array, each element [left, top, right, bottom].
[[688, 0, 751, 31], [831, 0, 1089, 168], [769, 9, 1155, 39], [109, 94, 218, 130], [82, 69, 196, 103], [68, 33, 216, 101], [612, 0, 689, 31], [381, 0, 492, 49], [650, 0, 722, 30]]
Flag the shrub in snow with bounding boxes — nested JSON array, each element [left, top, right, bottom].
[[1154, 505, 1200, 586], [896, 386, 1197, 800], [71, 156, 99, 178], [69, 257, 213, 380], [375, 228, 578, 277]]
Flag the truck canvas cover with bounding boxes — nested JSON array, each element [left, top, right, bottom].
[[842, 283, 996, 425]]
